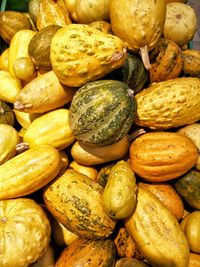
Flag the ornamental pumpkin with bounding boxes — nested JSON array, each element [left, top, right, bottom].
[[69, 80, 136, 146], [0, 198, 51, 267], [129, 132, 198, 182], [110, 0, 166, 69], [50, 24, 127, 87]]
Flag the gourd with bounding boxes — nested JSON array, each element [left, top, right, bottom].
[[28, 24, 61, 71], [149, 38, 183, 83], [69, 161, 98, 180], [14, 71, 76, 113], [13, 56, 36, 82], [107, 53, 148, 94], [175, 170, 200, 210], [189, 253, 200, 267], [0, 198, 51, 267], [115, 258, 150, 267], [124, 186, 190, 267], [129, 132, 198, 182], [8, 29, 36, 77], [13, 109, 40, 129], [71, 137, 130, 165], [43, 169, 116, 239], [69, 80, 136, 146], [113, 226, 144, 259], [182, 49, 200, 78], [31, 245, 55, 267], [55, 238, 117, 267], [139, 182, 184, 220], [0, 124, 20, 165], [0, 144, 62, 200], [36, 0, 71, 31], [110, 0, 166, 69], [0, 48, 9, 71], [52, 219, 78, 247], [23, 109, 75, 150], [180, 211, 200, 254], [102, 160, 137, 220], [0, 11, 32, 44], [0, 100, 15, 126], [135, 77, 200, 129], [28, 0, 40, 24], [163, 2, 197, 47], [50, 24, 127, 87], [0, 70, 22, 103], [64, 0, 111, 23], [177, 123, 200, 170], [88, 20, 112, 34]]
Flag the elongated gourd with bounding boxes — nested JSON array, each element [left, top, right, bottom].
[[8, 29, 36, 77], [0, 71, 22, 103], [125, 186, 190, 267], [0, 145, 62, 200], [23, 109, 75, 150], [14, 71, 76, 113]]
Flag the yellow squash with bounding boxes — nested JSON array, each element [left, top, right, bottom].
[[0, 144, 61, 200], [14, 71, 76, 113], [23, 108, 75, 150], [125, 186, 190, 267]]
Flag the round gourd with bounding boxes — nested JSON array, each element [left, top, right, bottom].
[[180, 211, 200, 254], [175, 170, 200, 210], [110, 0, 166, 69], [0, 198, 51, 267], [163, 2, 197, 46], [65, 0, 111, 23], [181, 49, 200, 78], [0, 100, 15, 126], [129, 132, 198, 182], [149, 38, 183, 83], [69, 80, 137, 146], [115, 258, 150, 267], [28, 25, 61, 71]]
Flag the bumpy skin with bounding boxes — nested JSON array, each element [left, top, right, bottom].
[[69, 80, 137, 146], [0, 198, 51, 267], [50, 24, 127, 87], [110, 0, 166, 52], [135, 77, 200, 129]]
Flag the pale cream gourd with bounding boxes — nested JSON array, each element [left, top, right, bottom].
[[163, 2, 197, 46], [110, 0, 166, 69]]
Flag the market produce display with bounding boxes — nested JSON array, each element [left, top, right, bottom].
[[0, 0, 200, 266]]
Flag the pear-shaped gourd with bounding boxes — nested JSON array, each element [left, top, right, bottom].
[[110, 0, 166, 69]]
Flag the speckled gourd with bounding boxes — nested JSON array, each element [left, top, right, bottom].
[[50, 24, 127, 87]]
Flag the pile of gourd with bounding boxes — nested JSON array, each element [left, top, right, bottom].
[[0, 0, 200, 266]]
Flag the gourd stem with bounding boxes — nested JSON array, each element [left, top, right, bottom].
[[140, 46, 151, 70], [16, 142, 29, 154], [128, 128, 146, 143], [13, 101, 25, 111]]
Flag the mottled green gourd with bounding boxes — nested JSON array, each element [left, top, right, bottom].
[[69, 80, 137, 146], [106, 53, 148, 94], [175, 170, 200, 210]]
